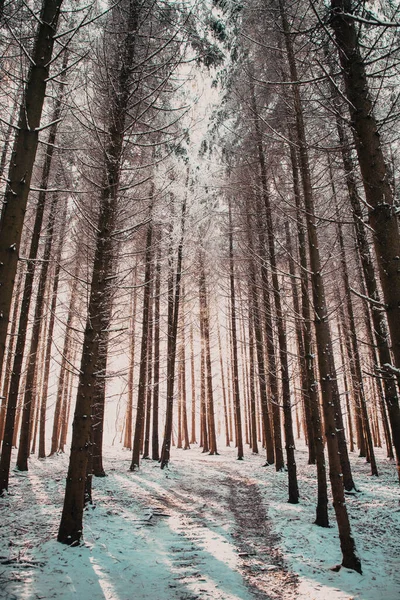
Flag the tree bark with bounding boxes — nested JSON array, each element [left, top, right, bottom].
[[160, 196, 186, 468], [0, 0, 63, 380], [279, 0, 360, 571], [130, 219, 153, 470], [58, 0, 140, 544], [152, 233, 161, 460], [334, 100, 400, 478], [228, 203, 244, 459], [330, 0, 400, 381]]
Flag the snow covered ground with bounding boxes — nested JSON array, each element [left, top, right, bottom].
[[0, 441, 399, 599]]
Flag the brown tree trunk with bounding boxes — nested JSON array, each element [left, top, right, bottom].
[[280, 0, 360, 571], [0, 264, 24, 443], [334, 98, 400, 478], [160, 195, 186, 468], [199, 305, 208, 452], [338, 316, 355, 454], [142, 283, 154, 460], [332, 180, 378, 476], [0, 0, 63, 380], [50, 264, 79, 456], [131, 219, 153, 469], [199, 262, 218, 456], [248, 303, 259, 454], [59, 343, 77, 453], [180, 308, 190, 451], [256, 184, 299, 500], [152, 232, 161, 460], [330, 0, 400, 382], [285, 221, 315, 464], [124, 266, 138, 451], [17, 186, 65, 471], [246, 222, 274, 465], [217, 319, 230, 447], [58, 1, 140, 544], [254, 218, 284, 469], [228, 203, 244, 459], [38, 199, 67, 459]]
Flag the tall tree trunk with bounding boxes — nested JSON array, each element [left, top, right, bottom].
[[280, 0, 360, 571], [0, 0, 63, 379], [249, 81, 284, 472], [17, 185, 65, 471], [38, 198, 67, 459], [160, 196, 186, 468], [332, 176, 378, 476], [130, 219, 153, 470], [285, 221, 315, 464], [217, 319, 230, 448], [246, 219, 274, 464], [334, 100, 400, 479], [58, 1, 140, 544], [330, 0, 400, 381], [248, 303, 259, 454], [49, 264, 79, 456], [228, 203, 244, 459], [338, 315, 355, 454], [199, 262, 218, 455], [59, 343, 78, 453], [0, 263, 24, 443], [152, 232, 161, 460], [255, 189, 298, 499], [180, 307, 190, 451], [124, 265, 138, 451], [142, 279, 154, 460]]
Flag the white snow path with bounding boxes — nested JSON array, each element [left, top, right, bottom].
[[0, 443, 399, 600]]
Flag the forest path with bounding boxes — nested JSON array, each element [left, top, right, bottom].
[[1, 447, 298, 600], [123, 451, 299, 600]]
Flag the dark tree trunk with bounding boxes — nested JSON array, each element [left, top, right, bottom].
[[228, 203, 244, 459], [246, 218, 274, 465], [0, 264, 24, 443], [17, 185, 65, 471], [280, 0, 360, 571], [160, 197, 186, 468], [38, 198, 67, 459], [330, 0, 400, 382], [142, 281, 154, 460], [332, 176, 378, 476], [58, 1, 140, 544], [59, 343, 77, 453], [124, 266, 138, 451], [180, 307, 190, 451], [285, 221, 315, 465], [248, 304, 259, 454], [130, 219, 153, 470], [199, 305, 208, 451], [0, 0, 63, 380], [0, 146, 57, 488], [49, 265, 79, 456], [337, 315, 355, 454], [152, 233, 161, 460], [199, 262, 218, 456], [334, 99, 400, 478], [256, 194, 299, 500], [287, 145, 329, 526], [217, 319, 230, 447]]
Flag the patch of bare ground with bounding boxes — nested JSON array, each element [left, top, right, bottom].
[[226, 472, 298, 599]]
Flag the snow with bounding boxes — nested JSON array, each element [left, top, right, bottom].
[[0, 441, 399, 600]]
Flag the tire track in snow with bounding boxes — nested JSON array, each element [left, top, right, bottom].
[[224, 471, 298, 599], [118, 458, 298, 599]]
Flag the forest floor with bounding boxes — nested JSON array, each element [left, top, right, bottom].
[[0, 440, 399, 600]]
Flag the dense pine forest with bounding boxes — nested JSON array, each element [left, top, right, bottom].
[[0, 1, 400, 598]]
